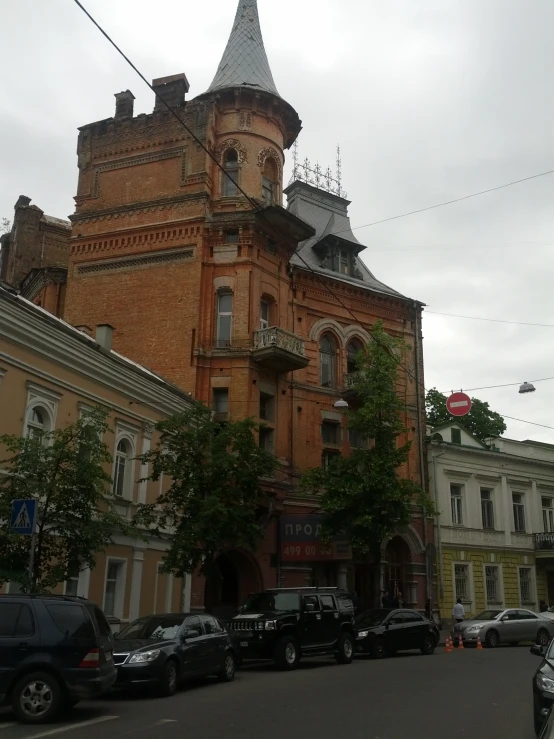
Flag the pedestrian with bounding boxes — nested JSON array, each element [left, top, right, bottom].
[[424, 598, 432, 620], [396, 591, 404, 608], [351, 591, 361, 614], [452, 597, 465, 624], [540, 599, 548, 612], [381, 590, 393, 608]]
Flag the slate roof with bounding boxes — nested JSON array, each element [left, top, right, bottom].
[[285, 180, 410, 301], [207, 0, 280, 96]]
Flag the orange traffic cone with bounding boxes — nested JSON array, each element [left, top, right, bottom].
[[476, 636, 484, 650], [445, 636, 453, 653], [457, 635, 464, 649]]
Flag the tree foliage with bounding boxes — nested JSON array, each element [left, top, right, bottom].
[[1, 218, 10, 234], [0, 407, 132, 592], [134, 404, 277, 581], [301, 322, 434, 604], [425, 387, 506, 442]]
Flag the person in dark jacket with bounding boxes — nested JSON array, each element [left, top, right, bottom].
[[381, 590, 393, 608]]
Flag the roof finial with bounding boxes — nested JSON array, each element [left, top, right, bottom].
[[206, 0, 280, 96], [336, 145, 343, 198]]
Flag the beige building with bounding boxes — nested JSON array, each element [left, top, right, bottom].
[[0, 281, 195, 628]]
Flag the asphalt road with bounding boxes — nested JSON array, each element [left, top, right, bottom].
[[0, 646, 540, 739]]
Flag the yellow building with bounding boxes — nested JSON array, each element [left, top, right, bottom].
[[0, 282, 195, 628], [428, 422, 554, 620]]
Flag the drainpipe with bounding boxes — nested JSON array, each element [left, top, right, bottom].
[[413, 302, 428, 602], [433, 451, 446, 600]]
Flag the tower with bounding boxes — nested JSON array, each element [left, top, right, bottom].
[[63, 0, 431, 611]]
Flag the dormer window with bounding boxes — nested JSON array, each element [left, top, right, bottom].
[[223, 149, 239, 197], [339, 250, 349, 275]]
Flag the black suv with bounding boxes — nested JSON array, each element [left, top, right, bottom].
[[0, 594, 116, 723], [229, 587, 355, 670]]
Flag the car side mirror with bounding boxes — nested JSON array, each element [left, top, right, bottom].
[[531, 644, 547, 657], [305, 603, 315, 612], [183, 629, 200, 640], [501, 615, 509, 621]]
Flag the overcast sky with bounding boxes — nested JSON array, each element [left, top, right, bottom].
[[2, 0, 554, 442]]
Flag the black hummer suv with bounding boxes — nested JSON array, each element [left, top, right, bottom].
[[228, 587, 355, 670]]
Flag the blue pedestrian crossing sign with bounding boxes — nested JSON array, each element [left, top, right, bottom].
[[10, 499, 37, 535]]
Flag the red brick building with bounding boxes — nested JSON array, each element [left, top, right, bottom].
[[26, 0, 432, 613]]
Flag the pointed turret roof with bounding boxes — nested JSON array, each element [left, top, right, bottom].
[[207, 0, 280, 96]]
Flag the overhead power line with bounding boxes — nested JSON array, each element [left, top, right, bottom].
[[333, 168, 554, 237], [426, 311, 554, 328], [440, 375, 554, 394], [73, 0, 554, 439]]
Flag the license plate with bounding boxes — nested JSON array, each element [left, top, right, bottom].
[[105, 651, 112, 661], [240, 641, 249, 648]]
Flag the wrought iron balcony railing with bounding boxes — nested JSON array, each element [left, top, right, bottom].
[[253, 327, 306, 357], [535, 532, 554, 550]]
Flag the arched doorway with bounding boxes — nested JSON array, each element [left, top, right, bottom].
[[384, 537, 411, 601], [204, 550, 262, 620]]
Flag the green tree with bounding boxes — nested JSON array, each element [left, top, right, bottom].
[[1, 218, 10, 234], [0, 407, 132, 592], [134, 405, 277, 605], [425, 387, 506, 441], [301, 321, 434, 607]]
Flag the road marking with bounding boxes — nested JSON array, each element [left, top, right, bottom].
[[156, 720, 177, 724], [0, 724, 17, 731], [26, 715, 119, 739]]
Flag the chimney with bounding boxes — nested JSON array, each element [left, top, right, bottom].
[[95, 324, 114, 352], [152, 73, 189, 113], [114, 90, 135, 120]]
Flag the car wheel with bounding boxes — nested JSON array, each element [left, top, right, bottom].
[[158, 660, 178, 697], [485, 630, 499, 648], [274, 635, 300, 670], [11, 672, 62, 724], [371, 637, 387, 659], [335, 633, 354, 664], [420, 634, 436, 655], [218, 652, 236, 682], [537, 629, 550, 647]]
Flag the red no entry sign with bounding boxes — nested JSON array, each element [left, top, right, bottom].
[[446, 392, 472, 417]]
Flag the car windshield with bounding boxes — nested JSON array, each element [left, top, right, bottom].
[[472, 610, 503, 621], [355, 609, 390, 626], [241, 592, 300, 613], [117, 616, 185, 640]]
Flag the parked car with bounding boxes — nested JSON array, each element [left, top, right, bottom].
[[452, 608, 553, 648], [0, 594, 116, 724], [112, 613, 239, 696], [354, 608, 439, 658], [539, 709, 554, 739], [530, 641, 554, 734], [228, 587, 355, 670]]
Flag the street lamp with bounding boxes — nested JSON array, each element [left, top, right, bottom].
[[334, 398, 349, 409], [519, 382, 536, 394]]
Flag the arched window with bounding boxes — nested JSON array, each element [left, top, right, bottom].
[[319, 334, 337, 388], [26, 406, 50, 441], [216, 291, 233, 347], [223, 149, 239, 197], [262, 158, 278, 205], [347, 339, 363, 375], [113, 439, 131, 498]]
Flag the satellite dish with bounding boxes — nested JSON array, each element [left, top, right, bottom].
[[431, 433, 443, 442], [334, 399, 349, 409], [519, 382, 536, 394]]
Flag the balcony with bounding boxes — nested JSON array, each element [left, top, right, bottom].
[[535, 533, 554, 551], [343, 371, 362, 400], [252, 327, 309, 373]]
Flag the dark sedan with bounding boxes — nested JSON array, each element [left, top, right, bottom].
[[112, 613, 239, 696], [355, 608, 440, 658], [531, 641, 554, 734]]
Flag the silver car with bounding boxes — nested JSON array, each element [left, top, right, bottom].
[[451, 608, 554, 648]]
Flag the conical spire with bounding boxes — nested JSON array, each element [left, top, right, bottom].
[[207, 0, 280, 96]]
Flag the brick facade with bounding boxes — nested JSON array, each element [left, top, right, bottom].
[[58, 2, 431, 613]]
